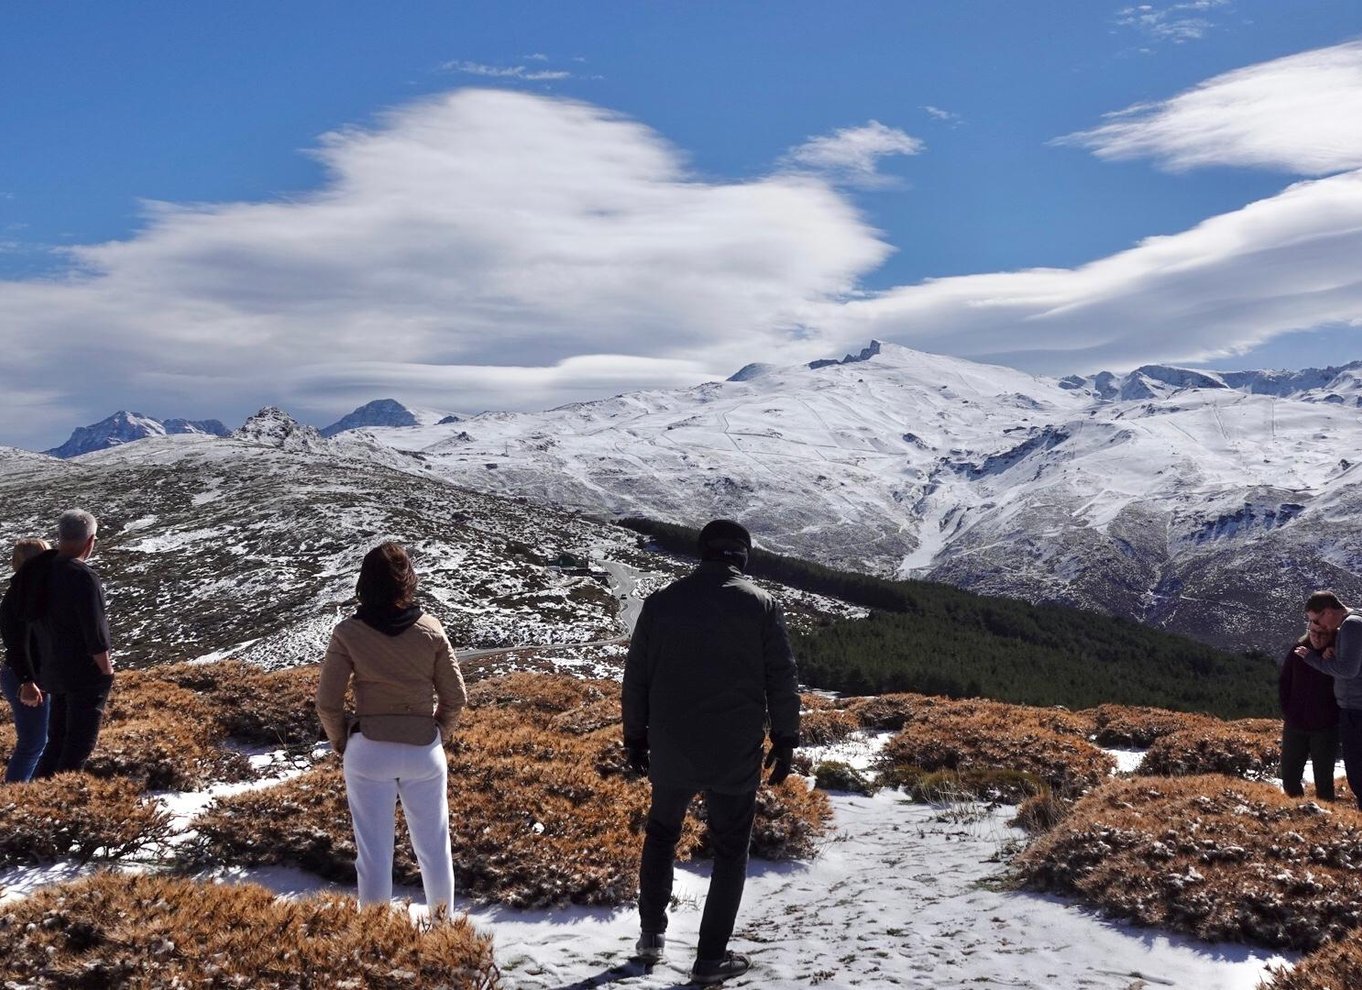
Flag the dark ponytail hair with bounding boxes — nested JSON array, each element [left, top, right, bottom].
[[356, 541, 418, 609]]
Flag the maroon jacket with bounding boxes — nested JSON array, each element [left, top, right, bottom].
[[1280, 640, 1339, 732]]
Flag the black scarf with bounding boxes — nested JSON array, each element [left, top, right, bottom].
[[355, 603, 423, 636]]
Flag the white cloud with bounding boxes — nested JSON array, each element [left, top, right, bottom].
[[1115, 1, 1230, 44], [0, 90, 889, 446], [782, 121, 924, 187], [921, 105, 961, 124], [824, 169, 1362, 372], [445, 60, 571, 82], [1061, 40, 1362, 175]]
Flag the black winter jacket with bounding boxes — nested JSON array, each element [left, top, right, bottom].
[[622, 561, 800, 794]]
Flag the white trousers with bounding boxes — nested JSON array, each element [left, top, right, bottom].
[[342, 732, 455, 914]]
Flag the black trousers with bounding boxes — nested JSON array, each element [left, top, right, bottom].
[[1280, 724, 1339, 800], [34, 682, 112, 778], [638, 785, 757, 962], [1341, 709, 1362, 811]]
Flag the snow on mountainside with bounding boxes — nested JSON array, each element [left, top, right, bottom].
[[0, 432, 860, 670], [44, 411, 229, 458], [355, 342, 1362, 653]]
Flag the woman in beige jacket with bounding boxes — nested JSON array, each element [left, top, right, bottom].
[[316, 541, 467, 915]]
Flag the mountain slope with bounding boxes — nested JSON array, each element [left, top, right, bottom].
[[357, 343, 1362, 652]]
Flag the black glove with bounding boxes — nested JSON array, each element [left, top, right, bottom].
[[624, 736, 650, 776], [764, 736, 797, 785]]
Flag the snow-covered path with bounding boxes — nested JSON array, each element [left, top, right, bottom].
[[471, 789, 1290, 989]]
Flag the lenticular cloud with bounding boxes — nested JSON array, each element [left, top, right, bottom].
[[1060, 40, 1362, 175]]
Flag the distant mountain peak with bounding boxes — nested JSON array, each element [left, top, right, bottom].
[[321, 398, 420, 437], [233, 407, 327, 449], [808, 340, 883, 371], [44, 410, 229, 459]]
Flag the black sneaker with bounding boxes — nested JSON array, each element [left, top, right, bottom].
[[634, 932, 666, 963], [690, 951, 750, 985]]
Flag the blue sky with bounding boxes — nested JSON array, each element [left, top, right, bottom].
[[1, 1, 1360, 446]]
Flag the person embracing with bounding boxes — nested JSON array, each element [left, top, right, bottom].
[[316, 541, 467, 917], [1278, 623, 1338, 801], [622, 519, 800, 986], [1293, 591, 1362, 810]]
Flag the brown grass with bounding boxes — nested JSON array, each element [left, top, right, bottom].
[[0, 872, 501, 989], [151, 660, 323, 746], [1136, 718, 1281, 780], [800, 707, 861, 746], [1015, 775, 1362, 950], [1262, 939, 1362, 990], [877, 705, 1115, 801], [184, 678, 831, 908], [1082, 703, 1216, 748], [0, 775, 172, 867]]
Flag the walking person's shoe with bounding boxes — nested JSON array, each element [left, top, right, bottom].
[[690, 951, 750, 985], [633, 931, 666, 963]]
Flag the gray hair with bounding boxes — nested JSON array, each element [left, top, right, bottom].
[[56, 509, 98, 544]]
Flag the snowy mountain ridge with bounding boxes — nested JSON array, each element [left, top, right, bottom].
[[44, 410, 229, 459], [346, 341, 1362, 652]]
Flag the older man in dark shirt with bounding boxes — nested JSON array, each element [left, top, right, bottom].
[[21, 510, 115, 777]]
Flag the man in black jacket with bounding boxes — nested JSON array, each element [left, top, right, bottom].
[[622, 519, 800, 986], [21, 510, 115, 777]]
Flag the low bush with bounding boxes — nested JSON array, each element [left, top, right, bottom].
[[185, 685, 831, 908], [1083, 704, 1216, 748], [877, 706, 1115, 801], [152, 660, 323, 746], [465, 671, 614, 714], [0, 775, 172, 867], [1015, 775, 1362, 951], [1136, 719, 1280, 780], [0, 872, 501, 990], [800, 708, 861, 746], [813, 761, 880, 796], [1011, 789, 1072, 834], [1263, 939, 1362, 990]]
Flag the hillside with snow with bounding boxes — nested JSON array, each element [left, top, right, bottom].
[[348, 343, 1362, 652]]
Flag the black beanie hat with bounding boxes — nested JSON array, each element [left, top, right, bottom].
[[698, 519, 752, 569]]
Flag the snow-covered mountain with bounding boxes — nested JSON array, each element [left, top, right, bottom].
[[44, 411, 229, 458], [349, 342, 1362, 652], [319, 398, 456, 438], [0, 429, 856, 669]]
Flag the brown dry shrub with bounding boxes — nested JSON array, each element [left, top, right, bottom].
[[1137, 718, 1281, 780], [0, 775, 171, 866], [846, 694, 916, 730], [877, 706, 1115, 801], [800, 708, 861, 746], [1011, 789, 1073, 834], [0, 872, 501, 990], [1015, 774, 1362, 951], [1262, 939, 1362, 990], [185, 698, 830, 908], [464, 671, 614, 714], [84, 676, 250, 790], [1083, 703, 1216, 748], [84, 716, 252, 792], [153, 660, 322, 746], [550, 696, 621, 735]]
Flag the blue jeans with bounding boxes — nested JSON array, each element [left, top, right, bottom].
[[1, 664, 50, 783]]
